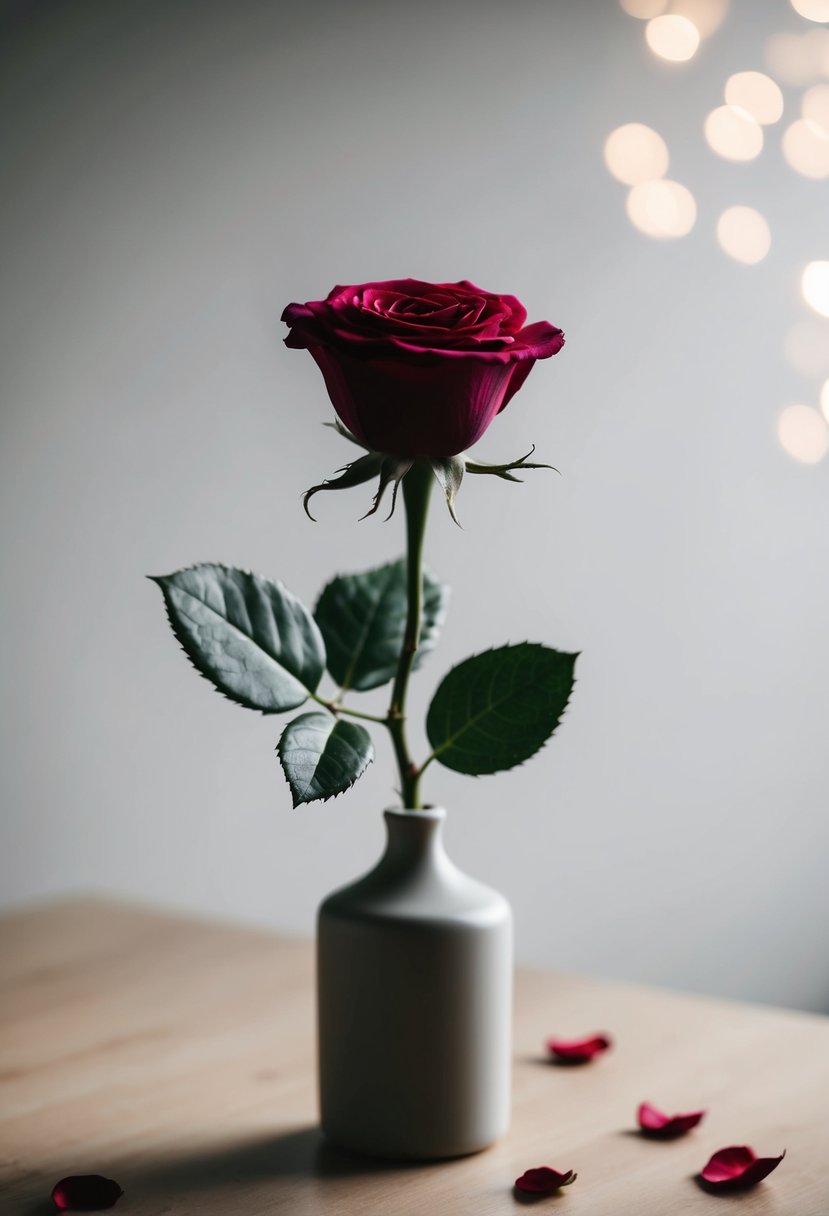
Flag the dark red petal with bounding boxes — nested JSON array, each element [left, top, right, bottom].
[[546, 1033, 612, 1063], [700, 1146, 785, 1189], [51, 1175, 124, 1210], [282, 279, 565, 458], [498, 355, 537, 414], [638, 1101, 706, 1137], [514, 1166, 577, 1194], [513, 321, 566, 358], [307, 343, 514, 458]]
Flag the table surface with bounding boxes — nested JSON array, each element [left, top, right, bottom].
[[2, 899, 828, 1215]]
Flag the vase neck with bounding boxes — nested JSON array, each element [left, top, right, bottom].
[[382, 808, 447, 876]]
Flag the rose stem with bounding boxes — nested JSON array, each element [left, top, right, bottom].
[[387, 459, 432, 810]]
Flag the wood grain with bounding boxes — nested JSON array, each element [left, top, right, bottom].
[[1, 899, 827, 1214]]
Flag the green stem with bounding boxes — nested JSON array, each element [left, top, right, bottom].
[[311, 693, 386, 726], [336, 704, 387, 724], [416, 751, 436, 777], [387, 460, 433, 809]]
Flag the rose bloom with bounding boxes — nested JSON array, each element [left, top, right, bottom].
[[282, 279, 564, 458]]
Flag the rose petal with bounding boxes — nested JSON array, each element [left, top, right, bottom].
[[514, 1166, 577, 1195], [637, 1101, 706, 1137], [546, 1033, 612, 1063], [51, 1175, 124, 1211], [282, 280, 564, 458], [699, 1146, 785, 1189]]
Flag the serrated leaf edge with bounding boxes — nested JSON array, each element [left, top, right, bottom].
[[426, 642, 579, 776], [149, 563, 324, 716], [276, 711, 375, 808], [315, 562, 400, 693], [314, 558, 450, 693]]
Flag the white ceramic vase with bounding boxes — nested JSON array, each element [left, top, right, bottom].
[[317, 807, 512, 1160]]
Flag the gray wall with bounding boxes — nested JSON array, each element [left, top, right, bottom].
[[2, 0, 828, 1011]]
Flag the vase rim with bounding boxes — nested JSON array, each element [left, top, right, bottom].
[[384, 806, 446, 820]]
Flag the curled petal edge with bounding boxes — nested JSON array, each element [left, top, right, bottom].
[[699, 1147, 785, 1190], [637, 1102, 706, 1137]]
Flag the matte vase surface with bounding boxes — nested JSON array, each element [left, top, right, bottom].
[[317, 807, 513, 1160]]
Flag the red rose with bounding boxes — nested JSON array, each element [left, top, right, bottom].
[[282, 279, 564, 458]]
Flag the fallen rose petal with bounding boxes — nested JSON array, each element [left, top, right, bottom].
[[515, 1166, 577, 1195], [51, 1175, 124, 1211], [638, 1101, 706, 1137], [699, 1146, 785, 1189], [545, 1033, 611, 1063]]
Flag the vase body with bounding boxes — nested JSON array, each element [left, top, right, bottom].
[[317, 807, 512, 1160]]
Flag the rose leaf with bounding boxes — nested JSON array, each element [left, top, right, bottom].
[[150, 564, 325, 713], [426, 643, 577, 776], [277, 711, 373, 806], [315, 558, 449, 693]]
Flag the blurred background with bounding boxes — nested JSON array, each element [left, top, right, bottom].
[[2, 0, 828, 1012]]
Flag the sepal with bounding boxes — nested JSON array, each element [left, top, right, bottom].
[[465, 444, 556, 482], [304, 421, 412, 521], [323, 418, 369, 450], [303, 452, 385, 520], [306, 423, 556, 524], [360, 457, 413, 520], [430, 456, 465, 527]]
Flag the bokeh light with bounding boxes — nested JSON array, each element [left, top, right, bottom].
[[777, 405, 829, 464], [620, 0, 667, 16], [784, 320, 829, 377], [802, 261, 829, 317], [802, 83, 829, 133], [783, 118, 829, 176], [821, 380, 829, 422], [765, 32, 822, 86], [704, 105, 764, 160], [622, 0, 728, 33], [626, 179, 697, 238], [716, 206, 771, 264], [669, 0, 729, 39], [725, 71, 784, 124], [604, 124, 669, 184], [816, 28, 829, 73], [646, 14, 700, 60], [790, 0, 829, 21]]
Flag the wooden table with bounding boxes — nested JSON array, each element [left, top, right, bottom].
[[2, 900, 827, 1214]]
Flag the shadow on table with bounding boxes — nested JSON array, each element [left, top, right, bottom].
[[40, 1125, 452, 1210], [20, 1125, 468, 1213], [131, 1124, 444, 1187]]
